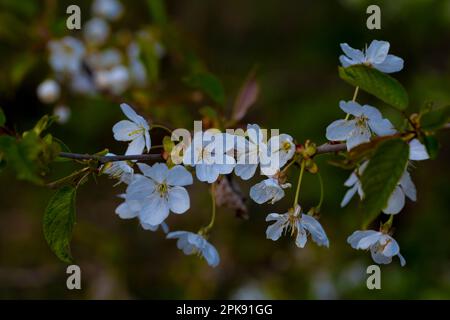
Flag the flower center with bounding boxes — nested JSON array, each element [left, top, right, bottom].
[[282, 141, 291, 152], [355, 115, 368, 128], [156, 182, 168, 197]]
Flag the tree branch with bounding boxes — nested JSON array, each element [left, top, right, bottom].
[[316, 143, 346, 154], [58, 152, 162, 163]]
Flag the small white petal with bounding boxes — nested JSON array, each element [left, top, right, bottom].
[[383, 186, 405, 214], [140, 194, 170, 226], [374, 55, 404, 73], [346, 128, 371, 150], [166, 165, 193, 186], [399, 171, 416, 201], [168, 186, 190, 214], [347, 230, 380, 249], [366, 40, 390, 64], [341, 184, 358, 207], [115, 202, 138, 219], [409, 139, 429, 161], [112, 120, 140, 141], [125, 135, 146, 155], [195, 164, 219, 183], [368, 118, 396, 136], [326, 119, 356, 141], [340, 101, 363, 116], [301, 214, 329, 247], [340, 43, 365, 63], [234, 164, 258, 180]]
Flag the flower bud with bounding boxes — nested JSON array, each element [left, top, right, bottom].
[[37, 79, 60, 104]]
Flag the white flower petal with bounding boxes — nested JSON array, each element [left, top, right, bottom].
[[195, 164, 219, 183], [370, 246, 393, 265], [301, 214, 329, 248], [115, 202, 138, 219], [341, 184, 358, 207], [146, 163, 169, 183], [112, 120, 140, 141], [340, 43, 365, 63], [383, 186, 405, 214], [374, 55, 404, 73], [347, 230, 380, 249], [346, 128, 371, 150], [409, 139, 429, 161], [340, 101, 363, 116], [139, 194, 170, 226], [326, 119, 356, 141], [166, 165, 193, 186], [366, 40, 390, 64], [125, 135, 146, 155], [382, 237, 400, 257], [168, 186, 190, 214], [234, 164, 258, 180], [355, 232, 383, 250], [368, 118, 396, 136], [295, 224, 308, 248], [399, 171, 416, 201]]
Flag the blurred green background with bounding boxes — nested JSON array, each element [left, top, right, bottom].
[[0, 0, 449, 299]]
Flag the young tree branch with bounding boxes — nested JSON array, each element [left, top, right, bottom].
[[58, 152, 163, 163]]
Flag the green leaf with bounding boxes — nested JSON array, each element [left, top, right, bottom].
[[424, 135, 439, 159], [361, 138, 409, 228], [184, 72, 225, 106], [43, 186, 77, 263], [420, 105, 450, 131], [339, 65, 409, 110], [0, 134, 43, 184], [0, 107, 5, 126]]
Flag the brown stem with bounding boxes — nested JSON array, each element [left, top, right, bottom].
[[58, 152, 162, 163]]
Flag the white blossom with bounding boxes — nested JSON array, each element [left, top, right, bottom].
[[112, 103, 150, 155], [125, 163, 193, 227], [48, 37, 85, 74], [37, 79, 60, 104], [340, 40, 404, 74], [167, 231, 220, 267], [341, 139, 428, 213], [266, 206, 329, 248], [53, 105, 71, 124], [326, 101, 396, 150], [183, 131, 236, 183], [101, 153, 134, 184], [250, 177, 291, 204], [347, 230, 406, 266], [95, 65, 130, 95], [83, 18, 110, 46], [92, 0, 124, 21]]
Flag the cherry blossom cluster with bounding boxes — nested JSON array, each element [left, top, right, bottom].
[[328, 40, 429, 266], [36, 0, 164, 124], [99, 40, 429, 268]]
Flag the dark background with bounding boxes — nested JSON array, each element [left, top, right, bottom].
[[0, 0, 449, 299]]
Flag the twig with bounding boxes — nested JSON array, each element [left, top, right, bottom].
[[58, 152, 162, 163], [316, 143, 346, 154]]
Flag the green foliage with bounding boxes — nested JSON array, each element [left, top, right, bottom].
[[361, 138, 409, 228], [420, 105, 450, 131], [0, 107, 5, 126], [0, 115, 60, 184], [43, 186, 77, 263], [138, 36, 160, 84], [184, 72, 226, 106], [338, 65, 409, 110], [423, 135, 439, 159]]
